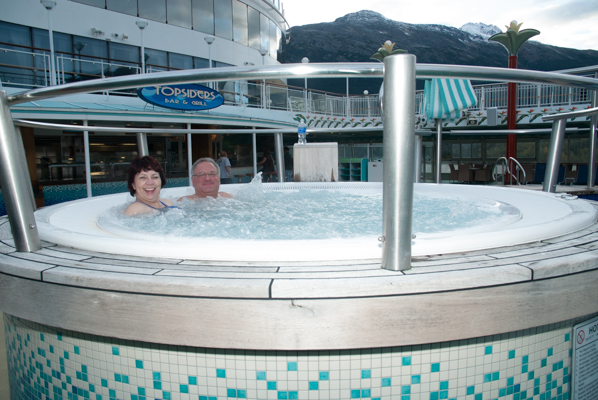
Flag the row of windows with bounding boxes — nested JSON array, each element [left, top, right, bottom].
[[438, 137, 591, 164], [69, 0, 285, 58], [0, 21, 234, 86]]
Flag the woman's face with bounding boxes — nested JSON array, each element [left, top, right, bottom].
[[132, 169, 161, 204]]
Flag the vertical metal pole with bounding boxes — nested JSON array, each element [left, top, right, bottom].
[[543, 118, 566, 193], [140, 28, 145, 73], [252, 129, 257, 177], [414, 134, 422, 183], [136, 132, 148, 157], [46, 7, 57, 86], [83, 120, 92, 198], [187, 124, 192, 186], [435, 119, 442, 183], [0, 91, 41, 252], [588, 91, 597, 188], [346, 77, 350, 118], [381, 54, 416, 272], [274, 132, 284, 182]]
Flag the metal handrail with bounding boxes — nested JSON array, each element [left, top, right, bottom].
[[492, 157, 507, 185], [8, 63, 598, 106], [492, 157, 527, 185], [3, 46, 598, 117], [4, 62, 598, 271], [509, 157, 526, 185]]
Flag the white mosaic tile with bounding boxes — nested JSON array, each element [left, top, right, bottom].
[[5, 313, 593, 400]]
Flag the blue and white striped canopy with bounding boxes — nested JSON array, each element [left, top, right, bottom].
[[423, 79, 477, 121]]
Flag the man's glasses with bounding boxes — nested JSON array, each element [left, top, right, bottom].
[[193, 171, 218, 179]]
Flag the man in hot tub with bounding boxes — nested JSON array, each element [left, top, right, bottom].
[[178, 158, 232, 201]]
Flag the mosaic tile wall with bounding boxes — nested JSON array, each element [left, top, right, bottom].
[[5, 314, 591, 400]]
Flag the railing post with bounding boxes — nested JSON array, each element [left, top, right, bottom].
[[414, 134, 422, 183], [274, 132, 284, 182], [381, 54, 416, 272], [187, 124, 192, 186], [0, 91, 41, 252], [136, 132, 149, 156], [83, 120, 92, 197], [435, 120, 443, 183], [589, 90, 598, 188], [543, 118, 567, 193]]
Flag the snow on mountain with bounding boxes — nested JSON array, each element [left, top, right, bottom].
[[460, 23, 502, 39]]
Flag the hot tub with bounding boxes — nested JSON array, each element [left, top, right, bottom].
[[2, 183, 598, 400], [33, 182, 597, 262]]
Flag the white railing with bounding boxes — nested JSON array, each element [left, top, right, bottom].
[[1, 46, 597, 119], [55, 55, 141, 85]]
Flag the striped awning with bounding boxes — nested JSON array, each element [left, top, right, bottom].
[[423, 79, 477, 121]]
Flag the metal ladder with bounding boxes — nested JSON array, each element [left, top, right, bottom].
[[492, 157, 526, 185]]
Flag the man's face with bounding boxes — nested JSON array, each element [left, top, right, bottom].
[[191, 161, 220, 198]]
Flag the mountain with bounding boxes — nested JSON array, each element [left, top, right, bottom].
[[459, 22, 501, 39], [285, 11, 598, 94]]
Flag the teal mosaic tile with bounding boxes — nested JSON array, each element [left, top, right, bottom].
[[4, 313, 587, 400]]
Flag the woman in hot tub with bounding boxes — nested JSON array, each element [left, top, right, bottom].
[[124, 156, 177, 215]]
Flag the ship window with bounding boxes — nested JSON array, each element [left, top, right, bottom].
[[247, 7, 260, 50], [232, 0, 248, 46], [108, 42, 140, 77], [568, 137, 589, 163], [106, 0, 138, 16], [145, 49, 168, 71], [194, 57, 209, 69], [0, 22, 34, 85], [214, 0, 233, 40], [167, 0, 192, 29], [259, 13, 269, 54], [486, 141, 506, 160], [71, 0, 106, 8], [472, 142, 481, 159], [269, 20, 277, 57], [139, 0, 167, 23], [169, 53, 193, 70], [451, 143, 460, 158], [192, 0, 214, 34], [0, 21, 31, 48], [516, 141, 536, 159]]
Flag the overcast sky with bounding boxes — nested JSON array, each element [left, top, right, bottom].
[[282, 0, 598, 51]]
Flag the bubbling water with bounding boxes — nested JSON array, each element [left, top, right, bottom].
[[104, 176, 515, 240]]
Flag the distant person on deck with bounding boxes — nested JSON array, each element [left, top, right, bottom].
[[178, 158, 232, 201], [256, 147, 276, 182], [217, 151, 233, 184]]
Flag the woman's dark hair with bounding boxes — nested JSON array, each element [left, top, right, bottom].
[[127, 156, 167, 196]]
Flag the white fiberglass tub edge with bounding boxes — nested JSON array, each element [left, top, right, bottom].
[[34, 183, 598, 263]]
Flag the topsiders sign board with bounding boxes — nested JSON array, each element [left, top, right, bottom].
[[137, 84, 224, 111]]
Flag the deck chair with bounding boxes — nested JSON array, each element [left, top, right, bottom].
[[572, 165, 588, 185], [448, 164, 459, 183], [458, 165, 471, 183], [557, 165, 566, 184], [530, 163, 546, 184]]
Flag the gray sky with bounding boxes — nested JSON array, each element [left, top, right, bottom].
[[282, 0, 598, 51]]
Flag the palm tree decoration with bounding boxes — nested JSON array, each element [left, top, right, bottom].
[[370, 41, 407, 61], [488, 21, 540, 185], [488, 21, 540, 56]]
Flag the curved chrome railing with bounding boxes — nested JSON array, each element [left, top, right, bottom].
[[3, 59, 598, 271], [8, 63, 598, 105]]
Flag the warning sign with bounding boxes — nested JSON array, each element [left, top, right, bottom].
[[572, 315, 598, 400]]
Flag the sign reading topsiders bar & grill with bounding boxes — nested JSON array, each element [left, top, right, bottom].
[[572, 315, 598, 399], [137, 84, 224, 111]]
